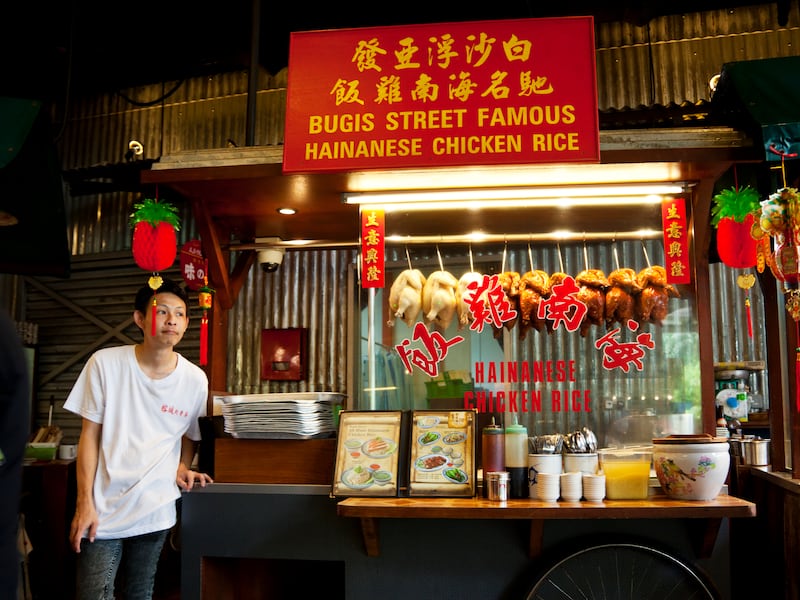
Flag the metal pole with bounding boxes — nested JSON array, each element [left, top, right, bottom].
[[245, 0, 261, 147]]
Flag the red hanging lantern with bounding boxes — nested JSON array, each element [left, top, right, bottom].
[[130, 198, 181, 335], [759, 187, 800, 290], [711, 186, 760, 269], [773, 239, 800, 287], [198, 278, 214, 366]]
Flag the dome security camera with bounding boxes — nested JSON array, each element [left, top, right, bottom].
[[258, 248, 285, 273]]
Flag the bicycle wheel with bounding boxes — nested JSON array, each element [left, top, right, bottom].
[[525, 542, 719, 600]]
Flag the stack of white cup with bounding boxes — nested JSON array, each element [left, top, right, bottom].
[[536, 472, 561, 502], [559, 472, 582, 502], [582, 473, 606, 502], [528, 453, 563, 499]]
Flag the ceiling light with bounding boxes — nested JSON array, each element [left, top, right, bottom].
[[345, 184, 682, 204], [384, 229, 663, 244], [346, 162, 685, 192], [277, 207, 297, 215], [344, 184, 683, 212]]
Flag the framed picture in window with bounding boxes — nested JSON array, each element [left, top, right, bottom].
[[408, 409, 476, 497], [260, 328, 308, 381], [331, 410, 403, 497]]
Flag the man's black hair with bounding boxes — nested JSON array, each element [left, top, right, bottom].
[[134, 278, 189, 314]]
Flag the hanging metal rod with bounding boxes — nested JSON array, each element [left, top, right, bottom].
[[227, 229, 662, 251], [383, 230, 662, 245]]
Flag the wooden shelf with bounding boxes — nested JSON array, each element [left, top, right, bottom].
[[337, 493, 756, 558]]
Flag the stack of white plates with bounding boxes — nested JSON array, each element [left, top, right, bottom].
[[220, 393, 346, 439], [715, 426, 730, 439]]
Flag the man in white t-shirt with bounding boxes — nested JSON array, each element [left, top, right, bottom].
[[65, 278, 212, 599]]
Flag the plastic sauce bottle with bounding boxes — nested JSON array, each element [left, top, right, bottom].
[[736, 381, 749, 421], [481, 417, 505, 498], [504, 418, 528, 499]]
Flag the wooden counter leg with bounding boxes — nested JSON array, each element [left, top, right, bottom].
[[688, 517, 722, 558], [529, 520, 545, 559], [360, 517, 380, 557]]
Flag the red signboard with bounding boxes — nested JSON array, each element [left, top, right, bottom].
[[179, 239, 207, 291], [284, 17, 599, 173], [361, 208, 385, 288], [662, 198, 691, 284]]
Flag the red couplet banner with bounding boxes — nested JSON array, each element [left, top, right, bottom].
[[361, 208, 385, 288], [284, 17, 599, 173], [661, 198, 691, 284]]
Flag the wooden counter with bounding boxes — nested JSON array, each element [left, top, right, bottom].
[[337, 493, 756, 559], [181, 484, 749, 599]]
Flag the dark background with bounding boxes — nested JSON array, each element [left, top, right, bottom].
[[0, 0, 789, 277], [1, 0, 789, 99]]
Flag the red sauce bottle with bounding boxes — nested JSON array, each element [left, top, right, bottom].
[[481, 417, 505, 497]]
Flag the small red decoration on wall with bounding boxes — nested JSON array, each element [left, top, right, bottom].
[[261, 328, 308, 381], [180, 239, 207, 291]]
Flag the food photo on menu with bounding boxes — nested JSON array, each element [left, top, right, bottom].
[[332, 411, 403, 497], [408, 410, 476, 497]]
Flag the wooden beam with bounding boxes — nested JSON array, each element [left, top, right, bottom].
[[190, 197, 233, 310]]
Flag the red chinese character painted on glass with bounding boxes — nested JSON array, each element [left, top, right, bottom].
[[594, 319, 655, 372], [537, 275, 587, 333], [466, 274, 517, 332], [395, 322, 465, 376]]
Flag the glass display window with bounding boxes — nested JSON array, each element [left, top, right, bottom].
[[357, 239, 703, 448]]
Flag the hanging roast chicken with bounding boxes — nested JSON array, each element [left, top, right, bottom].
[[456, 271, 484, 329], [605, 267, 642, 328], [388, 268, 426, 327], [422, 270, 459, 331], [575, 269, 609, 337], [493, 271, 520, 338], [518, 270, 551, 338], [635, 265, 680, 325]]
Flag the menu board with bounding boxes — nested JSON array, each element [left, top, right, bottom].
[[331, 411, 403, 497], [408, 410, 476, 498]]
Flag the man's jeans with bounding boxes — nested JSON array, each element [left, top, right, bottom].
[[76, 529, 168, 600]]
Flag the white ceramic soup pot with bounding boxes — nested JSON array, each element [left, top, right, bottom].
[[652, 434, 730, 500]]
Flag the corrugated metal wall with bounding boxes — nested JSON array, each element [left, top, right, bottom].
[[595, 4, 800, 108], [709, 262, 768, 364], [226, 247, 357, 395], [53, 4, 800, 172], [11, 3, 789, 436]]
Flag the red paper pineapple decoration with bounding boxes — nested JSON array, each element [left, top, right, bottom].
[[130, 198, 181, 334], [711, 186, 760, 269]]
